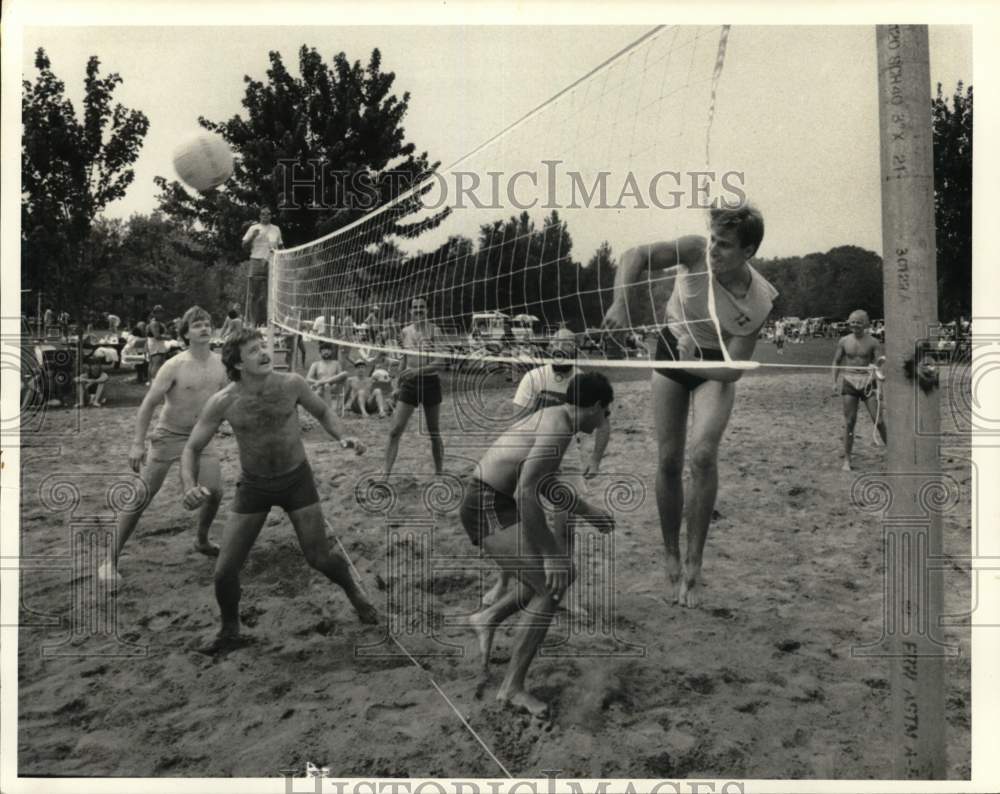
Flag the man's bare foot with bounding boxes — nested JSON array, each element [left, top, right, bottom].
[[664, 555, 683, 603], [194, 539, 221, 557], [346, 587, 379, 624], [195, 629, 247, 656], [842, 459, 852, 472], [677, 576, 702, 608], [482, 578, 506, 607], [498, 688, 549, 718]]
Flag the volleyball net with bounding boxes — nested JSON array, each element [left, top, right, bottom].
[[267, 25, 753, 370]]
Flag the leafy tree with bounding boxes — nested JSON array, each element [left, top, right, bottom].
[[932, 81, 972, 321], [154, 46, 446, 264], [22, 49, 150, 313]]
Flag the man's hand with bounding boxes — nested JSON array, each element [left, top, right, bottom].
[[128, 442, 146, 473], [183, 485, 211, 511], [676, 334, 698, 361], [341, 438, 366, 455], [583, 460, 601, 480], [601, 300, 629, 332], [543, 554, 574, 599], [584, 507, 616, 534]]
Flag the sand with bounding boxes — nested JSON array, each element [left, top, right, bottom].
[[17, 341, 972, 779]]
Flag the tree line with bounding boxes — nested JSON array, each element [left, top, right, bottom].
[[21, 45, 972, 328]]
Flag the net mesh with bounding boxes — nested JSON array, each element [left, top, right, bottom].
[[270, 25, 747, 370]]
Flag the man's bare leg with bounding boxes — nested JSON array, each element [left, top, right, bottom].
[[289, 503, 378, 624], [384, 401, 417, 477], [466, 579, 532, 671], [652, 373, 690, 602], [105, 459, 174, 584], [423, 402, 445, 475], [201, 510, 268, 652], [862, 393, 888, 445], [681, 381, 735, 608], [842, 395, 860, 470], [193, 456, 223, 556], [478, 524, 568, 718]]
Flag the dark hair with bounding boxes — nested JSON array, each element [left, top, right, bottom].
[[221, 328, 262, 381], [565, 372, 614, 409], [227, 309, 238, 319], [179, 305, 212, 344], [318, 341, 336, 352], [709, 202, 765, 256]]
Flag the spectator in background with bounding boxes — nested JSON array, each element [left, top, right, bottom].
[[241, 206, 283, 327], [123, 324, 150, 384], [75, 359, 109, 408], [43, 307, 55, 335], [147, 305, 169, 383], [58, 310, 70, 340], [107, 312, 122, 335], [220, 304, 244, 342], [306, 341, 349, 412]]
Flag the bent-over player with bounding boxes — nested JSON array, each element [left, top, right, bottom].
[[460, 372, 615, 717]]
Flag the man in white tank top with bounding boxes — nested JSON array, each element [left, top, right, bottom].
[[603, 203, 777, 608]]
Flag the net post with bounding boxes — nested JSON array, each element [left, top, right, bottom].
[[875, 24, 946, 778]]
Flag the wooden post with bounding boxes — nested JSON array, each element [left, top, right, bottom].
[[875, 24, 946, 778]]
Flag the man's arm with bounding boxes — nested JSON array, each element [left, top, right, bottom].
[[585, 414, 611, 477], [832, 339, 846, 391], [294, 375, 365, 453], [180, 392, 228, 508], [242, 223, 259, 250], [603, 236, 704, 330], [305, 362, 320, 383], [127, 359, 176, 471], [674, 331, 759, 384]]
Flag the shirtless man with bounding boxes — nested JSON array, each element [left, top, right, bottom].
[[602, 203, 778, 607], [306, 342, 348, 410], [832, 309, 887, 471], [384, 296, 445, 476], [101, 306, 227, 588], [344, 360, 390, 418], [460, 372, 615, 717], [482, 328, 611, 607], [181, 328, 378, 651]]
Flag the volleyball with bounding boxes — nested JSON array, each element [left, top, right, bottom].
[[172, 131, 233, 192]]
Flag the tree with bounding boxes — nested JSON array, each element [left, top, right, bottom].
[[22, 49, 150, 313], [932, 81, 972, 321], [154, 46, 447, 265]]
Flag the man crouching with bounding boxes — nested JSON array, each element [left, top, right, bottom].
[[460, 371, 615, 717], [181, 329, 378, 653]]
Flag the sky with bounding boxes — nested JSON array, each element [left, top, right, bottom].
[[18, 24, 971, 261]]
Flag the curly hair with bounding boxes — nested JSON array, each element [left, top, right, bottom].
[[565, 371, 614, 408]]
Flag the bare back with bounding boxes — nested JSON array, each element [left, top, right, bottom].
[[477, 406, 574, 496], [217, 372, 307, 477], [157, 350, 228, 433]]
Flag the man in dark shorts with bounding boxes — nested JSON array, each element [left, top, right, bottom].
[[602, 203, 778, 607], [383, 296, 445, 477], [459, 372, 616, 717], [181, 329, 378, 652]]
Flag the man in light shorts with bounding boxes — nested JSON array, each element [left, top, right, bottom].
[[101, 306, 228, 587], [832, 309, 887, 471]]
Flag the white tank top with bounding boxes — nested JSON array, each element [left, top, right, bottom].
[[666, 253, 778, 351]]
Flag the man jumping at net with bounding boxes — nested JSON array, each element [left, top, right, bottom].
[[181, 328, 378, 653], [832, 309, 887, 471], [602, 202, 778, 608], [460, 372, 615, 717], [101, 306, 227, 589]]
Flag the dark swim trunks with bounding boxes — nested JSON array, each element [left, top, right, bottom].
[[397, 369, 443, 407], [232, 460, 319, 515], [654, 327, 726, 391], [459, 479, 520, 546]]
